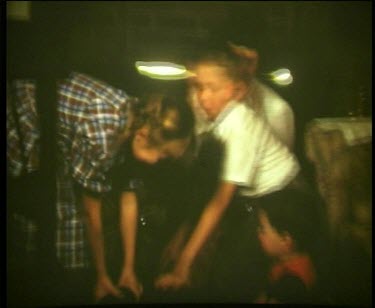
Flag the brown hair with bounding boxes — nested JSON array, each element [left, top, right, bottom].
[[128, 89, 195, 147]]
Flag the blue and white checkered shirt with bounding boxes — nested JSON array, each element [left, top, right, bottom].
[[7, 80, 40, 177], [7, 80, 40, 260], [56, 72, 133, 268]]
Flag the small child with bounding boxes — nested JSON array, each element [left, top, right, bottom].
[[255, 190, 318, 304]]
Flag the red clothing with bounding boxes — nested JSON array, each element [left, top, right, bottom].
[[270, 254, 316, 289]]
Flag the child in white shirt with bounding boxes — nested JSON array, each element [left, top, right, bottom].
[[155, 44, 301, 301]]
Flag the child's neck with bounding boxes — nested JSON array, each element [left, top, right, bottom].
[[278, 251, 304, 263]]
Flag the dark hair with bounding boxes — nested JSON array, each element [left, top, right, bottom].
[[258, 189, 320, 253], [130, 85, 195, 146]]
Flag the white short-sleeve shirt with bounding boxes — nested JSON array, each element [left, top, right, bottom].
[[190, 80, 295, 149], [201, 101, 300, 197]]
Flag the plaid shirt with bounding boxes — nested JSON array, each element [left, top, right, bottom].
[[7, 80, 40, 263], [56, 72, 133, 268], [7, 80, 40, 177]]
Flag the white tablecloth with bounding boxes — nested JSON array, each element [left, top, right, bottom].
[[307, 117, 372, 146]]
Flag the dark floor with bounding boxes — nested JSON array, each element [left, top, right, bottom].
[[7, 211, 372, 307], [6, 157, 372, 307]]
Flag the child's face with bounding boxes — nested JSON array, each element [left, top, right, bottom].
[[132, 131, 190, 164], [190, 63, 241, 121], [257, 209, 291, 258]]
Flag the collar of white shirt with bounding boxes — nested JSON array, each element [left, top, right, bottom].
[[206, 100, 240, 132]]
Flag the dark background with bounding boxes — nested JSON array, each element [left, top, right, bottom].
[[7, 1, 372, 110], [6, 1, 372, 306], [7, 1, 372, 166]]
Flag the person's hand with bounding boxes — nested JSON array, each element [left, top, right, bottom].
[[228, 41, 258, 60], [118, 269, 143, 301], [154, 268, 191, 290], [160, 226, 189, 271], [254, 292, 267, 303], [227, 41, 258, 76], [95, 275, 123, 302]]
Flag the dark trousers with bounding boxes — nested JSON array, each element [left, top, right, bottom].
[[201, 196, 269, 303]]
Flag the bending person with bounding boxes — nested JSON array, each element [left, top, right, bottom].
[[155, 45, 302, 301], [58, 72, 194, 302]]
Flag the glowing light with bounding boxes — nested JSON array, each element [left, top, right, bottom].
[[135, 61, 194, 80], [269, 68, 293, 86], [274, 75, 293, 86], [137, 65, 186, 76]]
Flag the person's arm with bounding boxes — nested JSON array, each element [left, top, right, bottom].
[[159, 222, 191, 272], [117, 191, 143, 300], [82, 192, 123, 301], [155, 181, 236, 289]]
